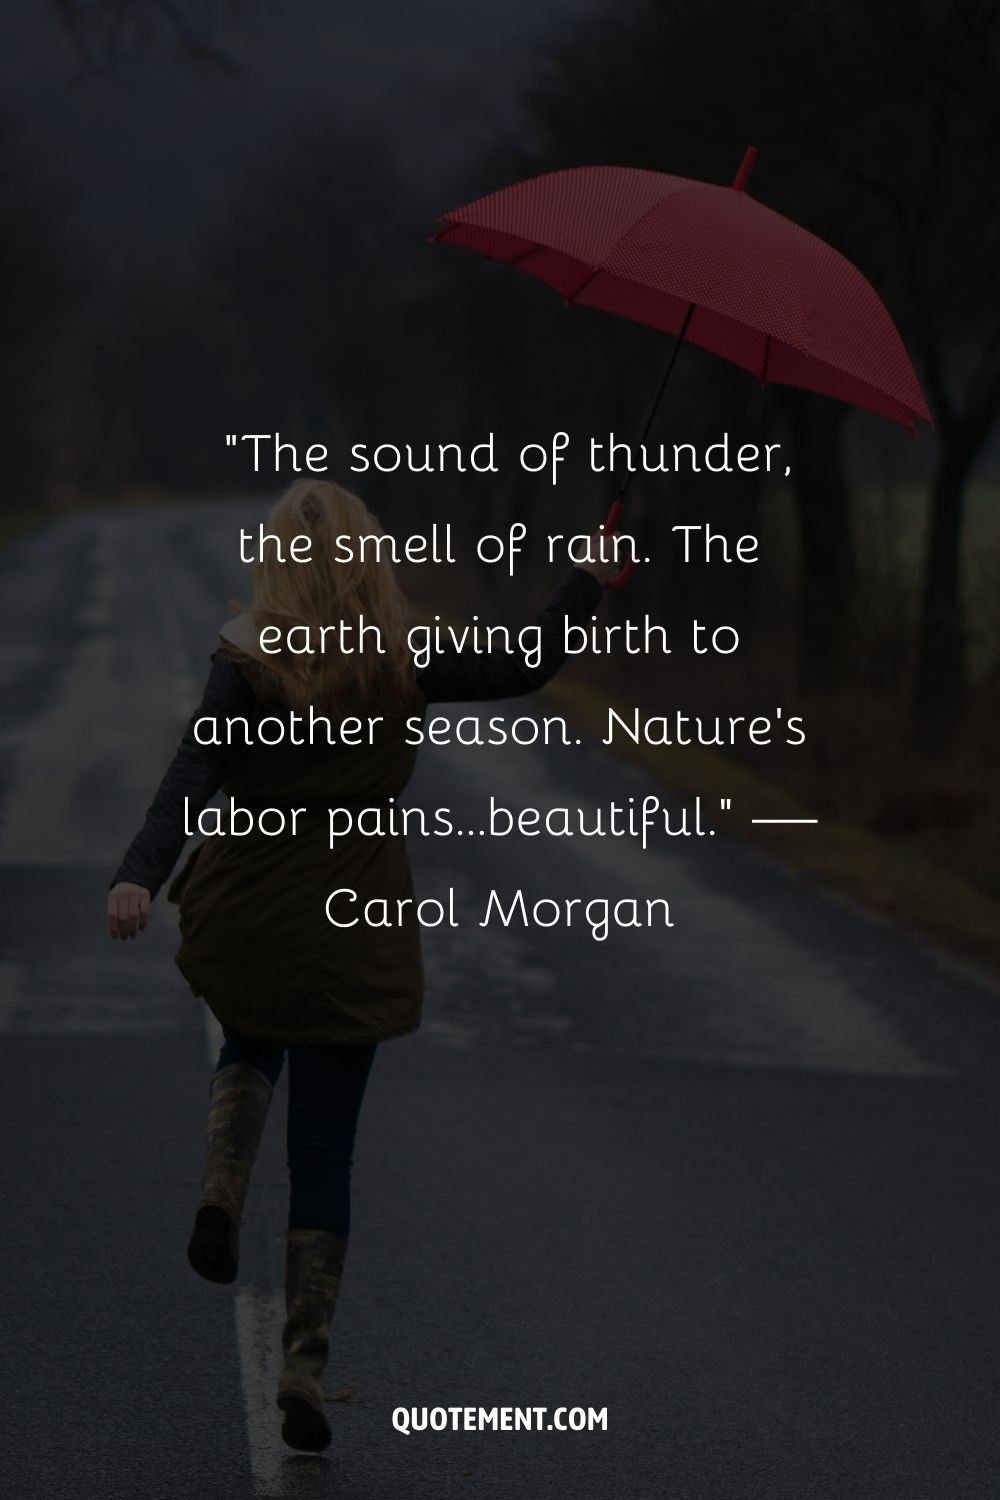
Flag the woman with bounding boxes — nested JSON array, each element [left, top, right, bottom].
[[108, 479, 617, 1453]]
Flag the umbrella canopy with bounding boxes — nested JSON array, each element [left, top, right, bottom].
[[433, 149, 931, 433]]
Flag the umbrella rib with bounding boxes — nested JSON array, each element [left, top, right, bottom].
[[433, 167, 930, 434], [566, 264, 602, 303], [508, 244, 545, 268]]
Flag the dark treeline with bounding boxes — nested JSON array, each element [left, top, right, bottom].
[[4, 0, 999, 891]]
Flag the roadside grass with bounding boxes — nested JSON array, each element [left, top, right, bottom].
[[0, 511, 48, 548], [0, 492, 154, 549], [759, 477, 1000, 679], [415, 466, 1000, 984]]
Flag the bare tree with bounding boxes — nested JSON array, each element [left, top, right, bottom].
[[498, 0, 1000, 715], [0, 118, 80, 507], [50, 0, 245, 74]]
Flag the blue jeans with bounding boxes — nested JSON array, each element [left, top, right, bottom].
[[216, 1024, 377, 1235]]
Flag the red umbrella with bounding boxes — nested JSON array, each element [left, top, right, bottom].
[[432, 148, 931, 586]]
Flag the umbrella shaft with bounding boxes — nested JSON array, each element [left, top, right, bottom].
[[617, 302, 695, 505]]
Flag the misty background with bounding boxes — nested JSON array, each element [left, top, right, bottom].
[[2, 0, 998, 947]]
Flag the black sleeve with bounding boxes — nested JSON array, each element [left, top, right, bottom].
[[109, 653, 256, 900], [417, 567, 604, 704]]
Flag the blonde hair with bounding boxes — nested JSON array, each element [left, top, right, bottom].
[[237, 479, 415, 713]]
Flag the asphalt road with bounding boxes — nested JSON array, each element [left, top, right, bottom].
[[2, 501, 1000, 1500]]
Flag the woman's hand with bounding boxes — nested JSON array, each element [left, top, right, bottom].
[[107, 882, 151, 940], [575, 528, 627, 587]]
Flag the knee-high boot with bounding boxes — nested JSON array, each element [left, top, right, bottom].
[[187, 1063, 273, 1284], [276, 1229, 348, 1452]]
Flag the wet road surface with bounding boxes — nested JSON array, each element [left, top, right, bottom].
[[2, 501, 1000, 1499]]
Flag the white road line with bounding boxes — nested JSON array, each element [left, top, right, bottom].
[[200, 1006, 301, 1495], [236, 1290, 316, 1497], [202, 1008, 224, 1060], [79, 525, 115, 629]]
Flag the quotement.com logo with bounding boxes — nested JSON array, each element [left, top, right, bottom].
[[392, 1407, 608, 1435]]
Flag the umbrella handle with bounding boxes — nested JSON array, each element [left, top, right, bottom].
[[601, 499, 637, 589], [600, 305, 694, 592]]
